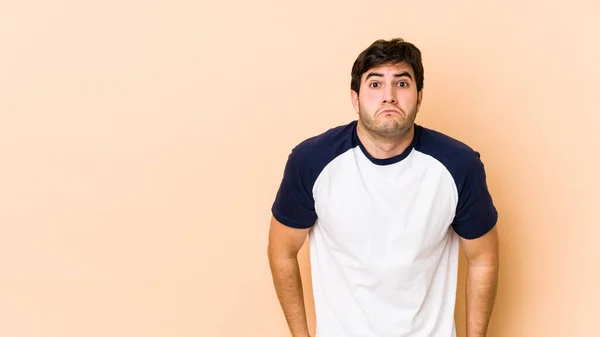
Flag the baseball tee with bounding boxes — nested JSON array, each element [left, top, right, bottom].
[[271, 120, 498, 337]]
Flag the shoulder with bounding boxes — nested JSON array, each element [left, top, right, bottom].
[[286, 120, 357, 172], [414, 124, 484, 176], [271, 120, 357, 229], [414, 126, 499, 238]]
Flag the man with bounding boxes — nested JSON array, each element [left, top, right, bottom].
[[267, 38, 499, 337]]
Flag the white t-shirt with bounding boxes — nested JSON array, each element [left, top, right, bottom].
[[272, 120, 498, 337]]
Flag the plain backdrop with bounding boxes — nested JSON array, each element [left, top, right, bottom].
[[1, 1, 599, 336]]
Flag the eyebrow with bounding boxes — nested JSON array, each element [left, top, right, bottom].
[[365, 71, 413, 81]]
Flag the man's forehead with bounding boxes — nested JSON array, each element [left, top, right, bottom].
[[363, 62, 414, 77]]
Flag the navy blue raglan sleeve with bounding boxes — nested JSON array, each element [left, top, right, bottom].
[[271, 147, 318, 229], [451, 152, 498, 239]]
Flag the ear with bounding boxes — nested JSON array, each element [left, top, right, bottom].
[[351, 90, 360, 114], [416, 90, 424, 112]]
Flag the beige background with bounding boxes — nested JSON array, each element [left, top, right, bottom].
[[1, 1, 599, 336]]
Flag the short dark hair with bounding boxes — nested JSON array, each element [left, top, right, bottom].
[[351, 38, 424, 94]]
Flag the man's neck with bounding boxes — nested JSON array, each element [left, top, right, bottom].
[[356, 121, 415, 160]]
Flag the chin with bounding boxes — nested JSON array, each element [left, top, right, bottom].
[[378, 122, 411, 135], [374, 125, 401, 136], [379, 119, 405, 129]]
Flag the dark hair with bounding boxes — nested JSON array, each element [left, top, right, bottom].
[[351, 38, 424, 94]]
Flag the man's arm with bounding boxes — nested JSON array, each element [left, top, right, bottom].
[[267, 216, 312, 337], [459, 225, 500, 337]]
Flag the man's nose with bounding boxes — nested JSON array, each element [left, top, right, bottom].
[[382, 86, 397, 104]]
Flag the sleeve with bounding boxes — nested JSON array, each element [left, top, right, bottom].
[[271, 147, 318, 229], [451, 152, 498, 239]]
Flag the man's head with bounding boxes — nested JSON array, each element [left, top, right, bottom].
[[350, 38, 424, 139]]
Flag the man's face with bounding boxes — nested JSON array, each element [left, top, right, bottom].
[[351, 62, 423, 138]]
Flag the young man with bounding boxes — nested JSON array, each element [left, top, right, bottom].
[[267, 38, 499, 337]]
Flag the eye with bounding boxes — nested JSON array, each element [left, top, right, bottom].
[[397, 81, 408, 87], [369, 82, 380, 88]]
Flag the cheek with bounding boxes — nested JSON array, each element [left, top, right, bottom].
[[359, 92, 381, 108], [397, 91, 418, 105]]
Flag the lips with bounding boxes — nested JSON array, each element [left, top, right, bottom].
[[379, 109, 401, 115]]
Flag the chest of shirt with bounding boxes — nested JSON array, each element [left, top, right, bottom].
[[312, 149, 458, 260]]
